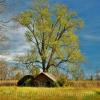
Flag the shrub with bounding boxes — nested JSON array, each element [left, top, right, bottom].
[[57, 75, 67, 87], [47, 81, 59, 87]]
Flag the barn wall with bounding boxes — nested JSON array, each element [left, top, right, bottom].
[[33, 74, 54, 87]]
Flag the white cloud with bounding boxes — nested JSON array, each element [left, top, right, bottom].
[[0, 21, 30, 62], [0, 55, 13, 61], [0, 52, 26, 62], [82, 34, 100, 42]]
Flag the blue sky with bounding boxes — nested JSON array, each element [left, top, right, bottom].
[[0, 0, 100, 75]]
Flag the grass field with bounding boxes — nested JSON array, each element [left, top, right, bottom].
[[0, 87, 100, 100]]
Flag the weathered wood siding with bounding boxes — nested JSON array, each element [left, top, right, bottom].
[[33, 73, 54, 87]]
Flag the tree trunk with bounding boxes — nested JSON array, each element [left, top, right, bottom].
[[42, 59, 46, 72]]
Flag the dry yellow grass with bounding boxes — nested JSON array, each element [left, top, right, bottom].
[[0, 80, 100, 100], [0, 80, 100, 88], [0, 87, 100, 100], [65, 81, 100, 88], [0, 80, 17, 86]]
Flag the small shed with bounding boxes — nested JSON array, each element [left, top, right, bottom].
[[33, 72, 57, 87], [17, 75, 34, 86]]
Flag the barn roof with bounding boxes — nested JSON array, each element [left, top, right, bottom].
[[35, 72, 57, 82]]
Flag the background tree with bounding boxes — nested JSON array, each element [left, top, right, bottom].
[[67, 63, 84, 80], [0, 60, 23, 80], [15, 0, 84, 73], [95, 70, 100, 80], [0, 60, 7, 80], [15, 49, 40, 75], [12, 72, 22, 80]]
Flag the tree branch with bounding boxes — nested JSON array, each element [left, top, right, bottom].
[[27, 25, 42, 55], [41, 32, 46, 71], [56, 47, 77, 67], [22, 60, 42, 65]]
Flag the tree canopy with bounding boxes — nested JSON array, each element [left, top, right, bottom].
[[15, 0, 84, 72]]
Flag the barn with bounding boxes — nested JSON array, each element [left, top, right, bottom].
[[17, 72, 57, 87], [33, 72, 57, 87]]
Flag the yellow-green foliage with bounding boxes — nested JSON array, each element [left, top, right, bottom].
[[15, 0, 84, 72], [0, 87, 100, 100]]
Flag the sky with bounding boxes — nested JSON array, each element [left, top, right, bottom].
[[0, 0, 100, 76]]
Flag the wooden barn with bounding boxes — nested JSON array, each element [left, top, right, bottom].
[[17, 72, 57, 87], [33, 72, 57, 87]]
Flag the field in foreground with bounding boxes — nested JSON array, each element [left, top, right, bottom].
[[0, 87, 100, 100]]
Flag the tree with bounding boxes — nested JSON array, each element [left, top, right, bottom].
[[15, 0, 84, 72], [15, 49, 41, 75], [0, 60, 23, 80], [67, 63, 84, 80], [95, 70, 100, 80], [12, 72, 22, 80], [0, 60, 8, 80], [57, 74, 67, 87]]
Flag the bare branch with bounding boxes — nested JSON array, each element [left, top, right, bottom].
[[27, 25, 42, 55]]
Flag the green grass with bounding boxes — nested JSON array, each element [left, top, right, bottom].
[[0, 87, 100, 100]]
